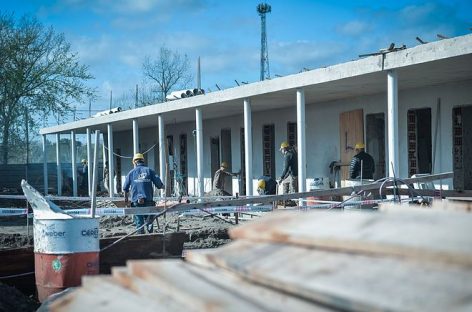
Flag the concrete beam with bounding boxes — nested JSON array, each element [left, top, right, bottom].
[[158, 115, 165, 196], [196, 108, 204, 198], [71, 130, 77, 197], [133, 119, 139, 155], [86, 128, 92, 196], [42, 135, 48, 195], [387, 70, 399, 177], [244, 99, 253, 196], [56, 133, 62, 196], [107, 124, 114, 198], [297, 88, 306, 193]]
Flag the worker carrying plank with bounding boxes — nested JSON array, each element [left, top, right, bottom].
[[212, 161, 240, 196], [123, 153, 164, 234], [349, 143, 375, 179]]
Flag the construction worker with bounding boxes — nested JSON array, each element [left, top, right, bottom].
[[349, 143, 375, 179], [257, 176, 277, 195], [278, 141, 298, 194], [123, 153, 164, 234], [212, 161, 239, 196], [78, 159, 88, 195]]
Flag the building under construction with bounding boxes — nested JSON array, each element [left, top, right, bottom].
[[38, 34, 472, 197]]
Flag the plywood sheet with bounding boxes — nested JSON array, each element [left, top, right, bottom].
[[339, 109, 364, 182], [229, 209, 472, 267], [186, 240, 472, 312]]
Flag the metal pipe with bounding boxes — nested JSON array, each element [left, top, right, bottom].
[[244, 98, 253, 196], [91, 130, 100, 218]]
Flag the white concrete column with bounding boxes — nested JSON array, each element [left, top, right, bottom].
[[71, 130, 78, 197], [158, 115, 166, 195], [56, 133, 62, 196], [195, 108, 204, 198], [244, 99, 253, 196], [387, 70, 399, 177], [42, 135, 48, 195], [86, 128, 92, 196], [296, 88, 306, 193], [133, 119, 139, 155], [107, 123, 114, 198]]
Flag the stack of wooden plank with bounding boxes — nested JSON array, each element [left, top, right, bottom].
[[49, 206, 472, 311]]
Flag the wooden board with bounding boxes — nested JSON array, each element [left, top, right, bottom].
[[99, 232, 186, 273], [127, 259, 329, 312], [186, 240, 472, 312], [49, 275, 159, 312], [339, 109, 364, 182], [228, 208, 472, 267]]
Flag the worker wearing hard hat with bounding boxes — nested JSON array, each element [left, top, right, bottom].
[[212, 161, 240, 196], [123, 153, 164, 234], [349, 143, 375, 179], [279, 141, 298, 194], [257, 176, 277, 195]]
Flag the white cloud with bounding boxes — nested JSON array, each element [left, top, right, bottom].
[[271, 40, 345, 74], [337, 20, 370, 36]]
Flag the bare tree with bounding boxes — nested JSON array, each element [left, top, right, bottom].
[[142, 46, 193, 102], [0, 13, 94, 164], [114, 81, 159, 109]]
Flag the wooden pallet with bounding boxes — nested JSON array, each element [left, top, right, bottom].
[[49, 207, 472, 312]]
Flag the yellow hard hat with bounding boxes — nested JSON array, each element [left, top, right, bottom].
[[355, 143, 365, 149], [133, 153, 144, 162], [280, 141, 289, 150], [257, 179, 266, 189], [220, 161, 229, 169]]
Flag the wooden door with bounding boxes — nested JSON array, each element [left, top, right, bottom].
[[339, 109, 364, 183]]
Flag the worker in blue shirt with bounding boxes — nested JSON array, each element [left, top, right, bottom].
[[123, 153, 164, 234]]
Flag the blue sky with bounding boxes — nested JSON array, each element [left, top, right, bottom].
[[2, 0, 471, 123]]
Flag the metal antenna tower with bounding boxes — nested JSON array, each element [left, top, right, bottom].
[[257, 3, 271, 81]]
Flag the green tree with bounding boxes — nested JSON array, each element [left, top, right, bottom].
[[0, 13, 94, 164], [142, 46, 193, 103]]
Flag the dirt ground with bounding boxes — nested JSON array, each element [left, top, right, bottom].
[[0, 282, 39, 312], [0, 197, 263, 312], [0, 196, 254, 250]]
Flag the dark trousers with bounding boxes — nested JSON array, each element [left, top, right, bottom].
[[131, 201, 155, 234]]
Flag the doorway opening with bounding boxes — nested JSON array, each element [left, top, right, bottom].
[[210, 137, 220, 186], [262, 124, 275, 178], [221, 129, 232, 194], [339, 109, 364, 183], [453, 105, 472, 190], [366, 113, 385, 180], [179, 134, 188, 195], [166, 135, 174, 196], [407, 108, 432, 176], [287, 122, 297, 148]]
